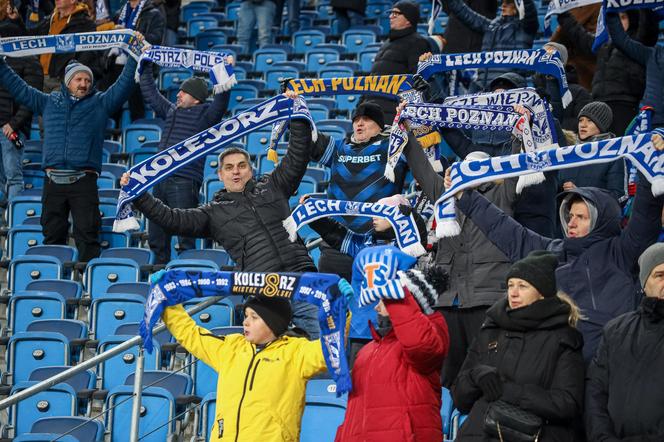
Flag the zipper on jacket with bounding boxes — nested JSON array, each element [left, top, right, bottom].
[[248, 359, 261, 391], [586, 262, 597, 310], [246, 194, 286, 269], [234, 350, 257, 442]]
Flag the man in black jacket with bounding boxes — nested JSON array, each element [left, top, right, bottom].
[[364, 0, 429, 122], [586, 242, 664, 442], [0, 14, 43, 205], [139, 60, 231, 265], [120, 92, 320, 337]]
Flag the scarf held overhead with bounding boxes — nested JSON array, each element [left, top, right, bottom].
[[593, 0, 664, 52], [417, 49, 572, 107], [352, 245, 417, 307], [141, 269, 351, 395], [283, 199, 427, 258], [435, 131, 664, 237], [544, 0, 602, 34], [114, 95, 316, 232]]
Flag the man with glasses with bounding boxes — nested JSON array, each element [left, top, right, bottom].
[[363, 0, 429, 122]]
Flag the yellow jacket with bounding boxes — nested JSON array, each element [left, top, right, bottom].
[[162, 305, 328, 442]]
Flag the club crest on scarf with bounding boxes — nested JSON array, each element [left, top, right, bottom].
[[352, 245, 417, 307]]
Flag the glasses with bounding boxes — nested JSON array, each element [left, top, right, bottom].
[[388, 10, 403, 17]]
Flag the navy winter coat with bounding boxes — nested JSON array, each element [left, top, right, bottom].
[[0, 55, 136, 172], [456, 184, 664, 362]]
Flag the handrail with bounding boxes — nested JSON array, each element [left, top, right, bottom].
[[0, 296, 223, 411]]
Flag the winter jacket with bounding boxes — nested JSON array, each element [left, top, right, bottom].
[[585, 297, 664, 442], [0, 19, 43, 134], [607, 12, 664, 128], [36, 5, 100, 80], [0, 55, 136, 172], [557, 11, 655, 107], [443, 0, 497, 54], [162, 304, 327, 442], [132, 119, 316, 273], [445, 0, 538, 90], [452, 297, 585, 442], [558, 133, 625, 200], [403, 134, 516, 308], [455, 183, 664, 362], [129, 0, 166, 45], [335, 291, 449, 442], [535, 67, 592, 132], [139, 63, 229, 183]]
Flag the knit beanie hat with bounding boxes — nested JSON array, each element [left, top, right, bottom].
[[399, 265, 448, 314], [351, 101, 385, 129], [638, 243, 664, 288], [578, 101, 613, 133], [180, 77, 209, 103], [544, 42, 568, 65], [465, 151, 490, 161], [489, 72, 527, 91], [505, 250, 559, 298], [243, 295, 292, 336], [392, 0, 420, 27], [64, 61, 93, 86]]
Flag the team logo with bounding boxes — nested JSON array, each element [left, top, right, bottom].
[[55, 35, 75, 52], [525, 151, 552, 171], [345, 202, 360, 215]]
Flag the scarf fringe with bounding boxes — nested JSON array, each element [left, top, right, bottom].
[[516, 171, 546, 194], [113, 215, 140, 233], [435, 218, 462, 238], [651, 177, 664, 196], [401, 241, 427, 258], [282, 215, 298, 242]]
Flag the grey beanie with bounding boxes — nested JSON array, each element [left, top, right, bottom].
[[559, 193, 598, 237], [64, 61, 93, 86], [544, 42, 568, 65], [180, 77, 209, 103], [579, 101, 613, 133], [638, 243, 664, 288]]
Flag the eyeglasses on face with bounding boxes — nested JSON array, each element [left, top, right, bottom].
[[388, 10, 403, 17]]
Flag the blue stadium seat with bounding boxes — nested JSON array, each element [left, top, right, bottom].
[[317, 3, 334, 19], [327, 60, 362, 73], [187, 16, 218, 37], [97, 172, 116, 190], [203, 153, 220, 180], [342, 29, 377, 54], [442, 387, 454, 437], [203, 176, 225, 202], [225, 2, 241, 20], [100, 247, 154, 267], [178, 248, 233, 267], [26, 279, 82, 303], [106, 282, 151, 298], [14, 435, 78, 442], [229, 84, 259, 108], [315, 43, 346, 55], [308, 103, 330, 121], [245, 129, 272, 157], [7, 290, 67, 333], [358, 48, 379, 72], [29, 416, 104, 442], [7, 255, 63, 293], [183, 297, 234, 329], [265, 66, 299, 91], [102, 163, 127, 180], [6, 225, 44, 260], [190, 326, 242, 397], [290, 176, 318, 207], [9, 382, 77, 436], [96, 336, 160, 391], [272, 60, 306, 72], [196, 29, 227, 50], [254, 48, 288, 72], [7, 331, 71, 384], [129, 147, 159, 167], [181, 1, 211, 22], [21, 171, 44, 191], [166, 258, 219, 272], [25, 244, 77, 265], [305, 49, 340, 72], [318, 125, 349, 140], [90, 294, 147, 343], [98, 189, 121, 200], [7, 196, 41, 228], [158, 67, 192, 91], [366, 1, 390, 19], [300, 378, 347, 442], [292, 30, 326, 53], [308, 98, 336, 111], [318, 119, 353, 133], [98, 197, 118, 218], [196, 392, 217, 441], [319, 66, 354, 79], [99, 227, 132, 250], [84, 258, 141, 298], [123, 124, 162, 153]]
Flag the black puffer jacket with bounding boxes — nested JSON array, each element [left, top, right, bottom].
[[452, 297, 585, 442], [132, 0, 166, 45], [0, 19, 43, 134], [132, 119, 316, 273], [585, 297, 664, 442]]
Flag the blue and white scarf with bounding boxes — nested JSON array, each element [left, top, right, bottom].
[[428, 0, 444, 34], [114, 95, 316, 231], [283, 199, 427, 258], [352, 245, 417, 307], [435, 131, 664, 236], [417, 49, 572, 107], [141, 269, 351, 395], [137, 45, 236, 93], [117, 0, 147, 30], [544, 0, 602, 34], [593, 0, 664, 52]]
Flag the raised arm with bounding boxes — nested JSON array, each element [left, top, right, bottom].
[[557, 11, 595, 56], [8, 56, 43, 131], [456, 189, 557, 261], [139, 62, 174, 119], [100, 55, 138, 113], [0, 57, 48, 115], [270, 117, 314, 197], [403, 132, 446, 201], [606, 12, 652, 67], [445, 0, 491, 33], [440, 127, 474, 159], [202, 88, 231, 128], [521, 0, 539, 36], [131, 191, 212, 238], [309, 130, 335, 165]]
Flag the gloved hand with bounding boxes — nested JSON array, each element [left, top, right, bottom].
[[338, 278, 354, 305], [472, 366, 503, 402], [352, 245, 417, 306], [279, 77, 295, 94], [411, 74, 430, 93]]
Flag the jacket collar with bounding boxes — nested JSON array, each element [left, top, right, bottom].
[[388, 26, 416, 41]]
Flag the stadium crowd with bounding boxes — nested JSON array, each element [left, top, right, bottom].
[[1, 0, 664, 440]]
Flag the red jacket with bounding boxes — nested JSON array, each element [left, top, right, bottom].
[[335, 290, 450, 442]]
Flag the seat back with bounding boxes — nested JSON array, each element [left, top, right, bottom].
[[165, 259, 220, 272], [90, 294, 147, 342], [8, 332, 70, 384], [26, 279, 82, 301], [7, 226, 44, 260], [10, 382, 77, 436], [300, 394, 347, 442], [97, 336, 160, 391], [8, 291, 66, 333], [31, 416, 104, 442], [106, 386, 175, 442], [125, 371, 192, 397], [100, 247, 155, 266], [122, 124, 162, 153], [25, 245, 78, 264], [106, 282, 151, 298], [26, 319, 87, 341], [8, 255, 62, 293], [7, 196, 42, 228], [85, 258, 140, 298]]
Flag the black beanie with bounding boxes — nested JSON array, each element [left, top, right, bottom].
[[179, 77, 209, 103], [505, 251, 559, 298], [243, 295, 292, 336], [392, 0, 420, 27], [351, 101, 385, 129], [489, 72, 527, 91], [578, 101, 613, 133]]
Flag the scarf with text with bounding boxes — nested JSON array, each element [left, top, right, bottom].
[[352, 245, 417, 307], [141, 269, 351, 395], [387, 103, 533, 182], [593, 0, 664, 52], [283, 199, 427, 258], [417, 49, 572, 107], [118, 0, 147, 29], [114, 95, 315, 232], [544, 0, 602, 34], [264, 75, 423, 163], [435, 131, 664, 236]]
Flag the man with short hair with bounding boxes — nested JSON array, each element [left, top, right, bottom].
[[586, 242, 664, 441], [0, 38, 141, 261], [139, 59, 231, 264], [121, 95, 321, 338], [443, 133, 664, 361]]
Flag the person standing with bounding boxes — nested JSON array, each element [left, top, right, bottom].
[[237, 0, 277, 53]]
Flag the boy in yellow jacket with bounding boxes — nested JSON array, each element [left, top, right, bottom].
[[162, 295, 328, 442]]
